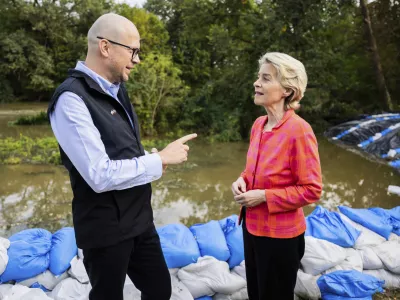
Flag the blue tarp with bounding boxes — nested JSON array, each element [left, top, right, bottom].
[[190, 221, 230, 262], [157, 224, 201, 268], [306, 206, 361, 247], [317, 270, 384, 298], [219, 215, 244, 268], [338, 206, 393, 239], [0, 228, 52, 283]]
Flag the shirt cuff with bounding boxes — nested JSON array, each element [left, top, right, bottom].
[[140, 153, 163, 181]]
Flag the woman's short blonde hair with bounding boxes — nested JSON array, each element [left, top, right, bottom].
[[259, 52, 307, 110]]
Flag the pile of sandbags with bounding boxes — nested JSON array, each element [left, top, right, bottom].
[[0, 205, 399, 300]]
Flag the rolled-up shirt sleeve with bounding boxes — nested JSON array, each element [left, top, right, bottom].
[[265, 124, 322, 214], [50, 91, 163, 193]]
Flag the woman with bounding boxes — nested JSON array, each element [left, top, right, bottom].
[[232, 52, 322, 300]]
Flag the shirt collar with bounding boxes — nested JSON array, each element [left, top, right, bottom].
[[75, 61, 120, 99]]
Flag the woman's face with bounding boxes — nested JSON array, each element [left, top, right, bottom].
[[253, 63, 287, 108]]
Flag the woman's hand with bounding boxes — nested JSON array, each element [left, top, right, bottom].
[[231, 177, 247, 195], [234, 190, 266, 207]]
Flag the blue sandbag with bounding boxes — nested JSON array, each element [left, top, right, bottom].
[[369, 207, 400, 236], [219, 215, 244, 268], [49, 227, 78, 275], [157, 224, 200, 268], [387, 206, 400, 235], [338, 206, 393, 239], [30, 282, 50, 292], [0, 228, 52, 283], [190, 221, 230, 262], [306, 206, 361, 247], [322, 295, 372, 300], [195, 297, 212, 300], [317, 270, 384, 298]]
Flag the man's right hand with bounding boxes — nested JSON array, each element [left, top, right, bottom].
[[158, 133, 197, 165], [231, 177, 247, 196]]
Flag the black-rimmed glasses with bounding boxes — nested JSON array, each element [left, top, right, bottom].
[[97, 36, 140, 61]]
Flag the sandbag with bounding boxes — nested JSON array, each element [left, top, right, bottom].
[[177, 256, 246, 298], [372, 240, 400, 274], [157, 224, 201, 268], [0, 237, 10, 276], [338, 206, 392, 240], [0, 284, 13, 298], [232, 261, 246, 280], [219, 215, 244, 268], [18, 270, 69, 291], [321, 295, 372, 300], [50, 227, 78, 276], [190, 221, 230, 262], [357, 248, 383, 270], [123, 276, 141, 299], [363, 269, 400, 289], [171, 275, 194, 300], [0, 284, 53, 300], [196, 297, 213, 300], [323, 248, 363, 274], [306, 206, 361, 247], [339, 213, 385, 249], [51, 277, 91, 300], [68, 256, 89, 283], [212, 287, 248, 300], [294, 270, 321, 300], [317, 270, 384, 298], [370, 207, 400, 236], [1, 228, 52, 283], [301, 236, 346, 275]]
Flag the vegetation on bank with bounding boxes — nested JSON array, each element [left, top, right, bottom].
[[0, 135, 170, 165], [8, 111, 49, 126], [0, 0, 399, 142]]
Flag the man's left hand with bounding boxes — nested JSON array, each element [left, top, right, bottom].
[[234, 190, 266, 207]]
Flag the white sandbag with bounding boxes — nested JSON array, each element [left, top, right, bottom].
[[18, 270, 69, 290], [0, 284, 13, 298], [0, 237, 10, 276], [301, 236, 346, 275], [51, 278, 91, 300], [0, 284, 53, 300], [373, 240, 400, 274], [389, 233, 400, 242], [339, 213, 386, 249], [232, 261, 246, 280], [123, 276, 141, 300], [169, 268, 179, 276], [332, 248, 363, 272], [171, 274, 194, 300], [294, 270, 320, 300], [357, 247, 384, 270], [77, 249, 84, 260], [363, 269, 400, 289], [177, 256, 246, 298], [68, 256, 89, 283], [213, 286, 248, 300]]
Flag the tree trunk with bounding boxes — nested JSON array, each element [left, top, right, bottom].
[[360, 0, 393, 111]]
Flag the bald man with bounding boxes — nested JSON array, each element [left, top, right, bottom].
[[48, 13, 196, 300]]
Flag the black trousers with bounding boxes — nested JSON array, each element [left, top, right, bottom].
[[243, 218, 305, 300], [83, 224, 171, 300]]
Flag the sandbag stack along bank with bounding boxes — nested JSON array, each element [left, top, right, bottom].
[[0, 206, 399, 300]]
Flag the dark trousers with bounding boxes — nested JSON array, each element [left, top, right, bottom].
[[83, 224, 171, 300], [243, 218, 305, 300]]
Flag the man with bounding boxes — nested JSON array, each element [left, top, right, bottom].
[[48, 13, 196, 300]]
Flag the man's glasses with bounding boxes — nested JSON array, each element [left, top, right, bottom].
[[97, 36, 140, 61]]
